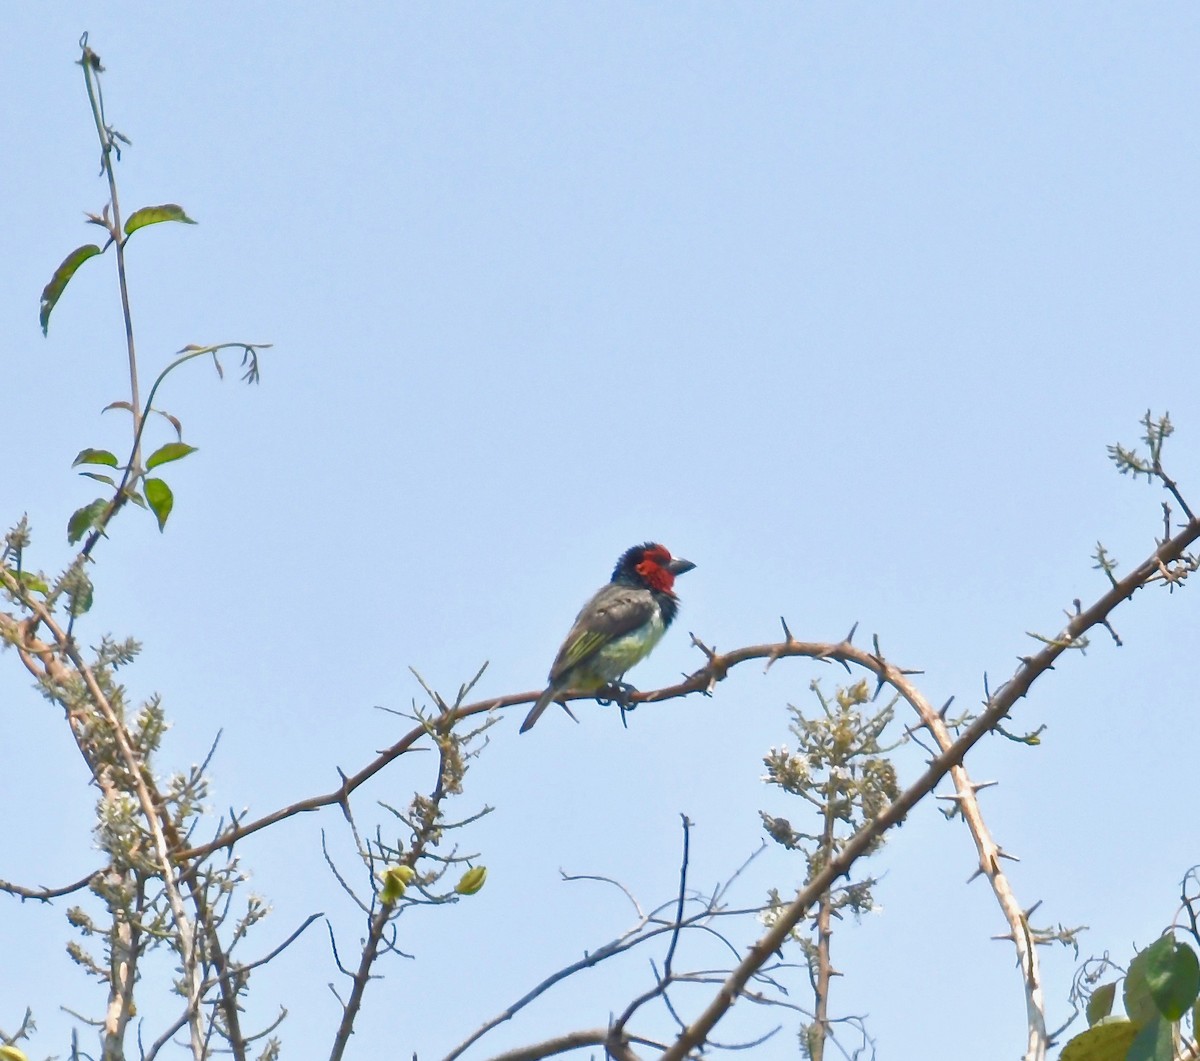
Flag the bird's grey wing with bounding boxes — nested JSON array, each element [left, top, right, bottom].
[[547, 585, 655, 684]]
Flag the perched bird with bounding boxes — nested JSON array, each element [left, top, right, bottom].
[[520, 542, 696, 732]]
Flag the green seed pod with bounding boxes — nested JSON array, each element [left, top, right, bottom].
[[455, 866, 487, 896], [381, 864, 416, 904]]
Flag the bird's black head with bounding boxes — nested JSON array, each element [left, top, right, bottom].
[[612, 542, 696, 594]]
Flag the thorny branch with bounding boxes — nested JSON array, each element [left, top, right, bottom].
[[179, 497, 1197, 872], [6, 500, 1196, 1057], [0, 871, 99, 901], [655, 509, 1200, 1061]]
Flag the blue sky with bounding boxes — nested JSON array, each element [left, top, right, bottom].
[[4, 5, 1200, 1059]]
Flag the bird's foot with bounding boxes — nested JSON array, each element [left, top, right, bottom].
[[596, 681, 637, 707], [596, 682, 639, 728]]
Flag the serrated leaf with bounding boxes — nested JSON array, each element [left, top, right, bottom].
[[1087, 981, 1117, 1026], [40, 244, 103, 334], [1144, 935, 1200, 1021], [145, 442, 197, 470], [144, 477, 173, 531], [1059, 1018, 1137, 1061], [124, 203, 197, 236], [79, 471, 117, 486], [1127, 945, 1160, 1027], [1127, 1014, 1175, 1061], [67, 499, 108, 545], [72, 447, 119, 468]]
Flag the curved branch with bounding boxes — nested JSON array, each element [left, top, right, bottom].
[[476, 1028, 628, 1061], [657, 514, 1200, 1061], [0, 870, 99, 901]]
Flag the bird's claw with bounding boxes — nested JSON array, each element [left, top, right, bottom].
[[596, 681, 637, 707], [595, 682, 638, 728]]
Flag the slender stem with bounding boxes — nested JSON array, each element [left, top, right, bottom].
[[329, 903, 392, 1061], [810, 795, 836, 1061], [79, 40, 142, 468]]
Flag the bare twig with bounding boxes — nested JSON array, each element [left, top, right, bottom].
[[663, 815, 691, 980]]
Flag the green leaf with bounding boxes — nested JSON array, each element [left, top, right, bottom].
[[1127, 945, 1160, 1027], [72, 447, 119, 468], [40, 244, 103, 334], [144, 477, 174, 531], [1087, 981, 1117, 1026], [124, 203, 197, 236], [67, 499, 108, 545], [1144, 935, 1200, 1021], [145, 442, 197, 470], [1126, 1014, 1175, 1061], [67, 575, 94, 618], [79, 472, 117, 486], [1058, 1017, 1137, 1061], [9, 570, 49, 595]]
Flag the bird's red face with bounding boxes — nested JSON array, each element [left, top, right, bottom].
[[630, 543, 696, 594]]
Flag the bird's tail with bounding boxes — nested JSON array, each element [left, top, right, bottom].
[[520, 686, 559, 733]]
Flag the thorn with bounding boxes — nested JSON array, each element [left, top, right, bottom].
[[971, 780, 998, 794], [780, 616, 794, 643], [1101, 617, 1123, 647], [906, 729, 937, 757], [991, 932, 1017, 943], [939, 696, 955, 718], [997, 848, 1021, 863], [935, 792, 966, 803], [844, 621, 859, 643], [966, 867, 985, 884], [1024, 900, 1043, 918]]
